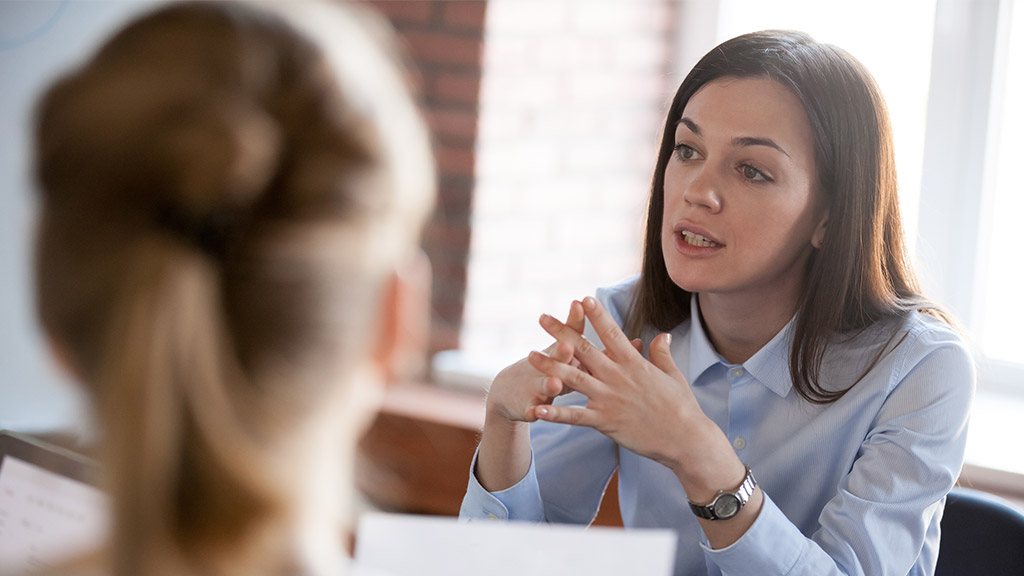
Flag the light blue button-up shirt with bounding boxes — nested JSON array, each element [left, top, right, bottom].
[[460, 276, 976, 576]]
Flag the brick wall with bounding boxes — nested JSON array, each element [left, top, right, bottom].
[[361, 0, 677, 369], [359, 0, 488, 354], [458, 0, 677, 367]]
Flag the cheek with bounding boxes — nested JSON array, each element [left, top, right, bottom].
[[753, 196, 821, 251], [661, 190, 682, 242], [661, 165, 687, 217]]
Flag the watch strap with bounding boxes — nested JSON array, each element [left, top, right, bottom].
[[687, 465, 757, 520]]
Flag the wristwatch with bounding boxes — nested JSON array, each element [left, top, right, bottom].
[[688, 466, 757, 520]]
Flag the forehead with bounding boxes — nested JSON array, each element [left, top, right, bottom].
[[679, 76, 814, 156]]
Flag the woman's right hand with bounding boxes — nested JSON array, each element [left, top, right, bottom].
[[476, 298, 640, 492], [485, 300, 586, 425], [484, 300, 643, 425]]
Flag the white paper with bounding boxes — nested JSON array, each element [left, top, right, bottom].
[[355, 513, 677, 576], [0, 456, 108, 574]]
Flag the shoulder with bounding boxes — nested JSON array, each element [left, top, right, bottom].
[[594, 275, 640, 329], [882, 311, 976, 398], [898, 312, 973, 369], [823, 311, 975, 399]]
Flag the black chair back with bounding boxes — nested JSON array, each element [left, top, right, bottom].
[[935, 487, 1024, 576]]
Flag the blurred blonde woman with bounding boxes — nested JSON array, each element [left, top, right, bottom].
[[32, 2, 434, 575]]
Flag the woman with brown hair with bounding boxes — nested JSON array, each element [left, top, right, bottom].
[[462, 31, 975, 575], [33, 2, 433, 575]]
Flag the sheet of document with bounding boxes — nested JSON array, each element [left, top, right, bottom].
[[355, 512, 677, 576], [0, 456, 108, 574]]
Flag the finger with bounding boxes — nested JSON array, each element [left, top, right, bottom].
[[543, 303, 583, 357], [648, 333, 686, 381], [538, 313, 615, 375], [566, 300, 585, 335], [580, 296, 641, 363], [522, 374, 568, 422], [534, 404, 598, 428], [548, 339, 575, 365], [540, 374, 563, 397], [527, 349, 603, 397]]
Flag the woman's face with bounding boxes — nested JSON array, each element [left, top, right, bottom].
[[661, 76, 828, 302]]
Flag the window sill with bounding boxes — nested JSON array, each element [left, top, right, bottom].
[[961, 389, 1024, 506]]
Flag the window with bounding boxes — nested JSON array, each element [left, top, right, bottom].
[[977, 0, 1024, 366], [915, 0, 1024, 396]]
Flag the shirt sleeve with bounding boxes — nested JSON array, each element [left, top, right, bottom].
[[459, 446, 546, 522], [459, 279, 633, 526], [457, 392, 619, 525], [702, 324, 976, 576]]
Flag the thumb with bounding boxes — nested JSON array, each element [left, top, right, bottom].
[[649, 333, 684, 380]]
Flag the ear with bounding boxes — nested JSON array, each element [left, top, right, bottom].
[[372, 250, 432, 383], [811, 208, 829, 249]]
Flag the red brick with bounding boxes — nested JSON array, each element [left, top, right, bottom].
[[427, 326, 460, 354], [360, 1, 434, 25], [426, 108, 479, 141], [430, 289, 466, 315], [426, 224, 471, 248], [435, 144, 475, 177], [431, 260, 470, 288], [404, 31, 484, 67], [443, 1, 487, 30], [432, 72, 482, 105], [436, 182, 474, 211]]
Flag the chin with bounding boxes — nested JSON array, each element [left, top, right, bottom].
[[665, 266, 709, 294]]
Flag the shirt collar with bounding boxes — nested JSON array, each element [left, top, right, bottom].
[[685, 294, 795, 398], [685, 295, 721, 383]]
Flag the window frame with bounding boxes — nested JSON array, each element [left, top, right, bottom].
[[917, 0, 1023, 395]]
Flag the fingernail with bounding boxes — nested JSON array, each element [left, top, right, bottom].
[[539, 313, 553, 325], [582, 297, 596, 310], [536, 407, 549, 417], [665, 333, 672, 345]]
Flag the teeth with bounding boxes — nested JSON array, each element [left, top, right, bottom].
[[681, 231, 719, 247]]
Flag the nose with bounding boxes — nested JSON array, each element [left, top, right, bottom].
[[682, 166, 722, 213]]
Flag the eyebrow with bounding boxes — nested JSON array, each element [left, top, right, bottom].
[[677, 117, 791, 158]]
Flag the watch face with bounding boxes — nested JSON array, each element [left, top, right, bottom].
[[713, 494, 740, 518]]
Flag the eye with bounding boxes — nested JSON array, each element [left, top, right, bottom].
[[740, 164, 773, 183], [674, 143, 701, 162]]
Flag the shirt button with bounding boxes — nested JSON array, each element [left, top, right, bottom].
[[487, 513, 499, 521], [733, 436, 747, 450], [730, 367, 744, 378]]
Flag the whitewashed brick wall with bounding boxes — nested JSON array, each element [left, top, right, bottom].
[[457, 0, 675, 370]]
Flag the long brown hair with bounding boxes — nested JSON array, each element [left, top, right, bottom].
[[34, 2, 433, 575], [629, 30, 946, 404]]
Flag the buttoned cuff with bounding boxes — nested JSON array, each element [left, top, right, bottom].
[[700, 492, 808, 573], [459, 446, 546, 523]]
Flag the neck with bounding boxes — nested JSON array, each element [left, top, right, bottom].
[[285, 366, 383, 576], [292, 430, 352, 575], [281, 394, 367, 576], [243, 380, 371, 576], [183, 412, 355, 576], [697, 287, 801, 365]]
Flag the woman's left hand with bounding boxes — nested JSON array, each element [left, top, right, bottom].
[[527, 296, 717, 473]]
